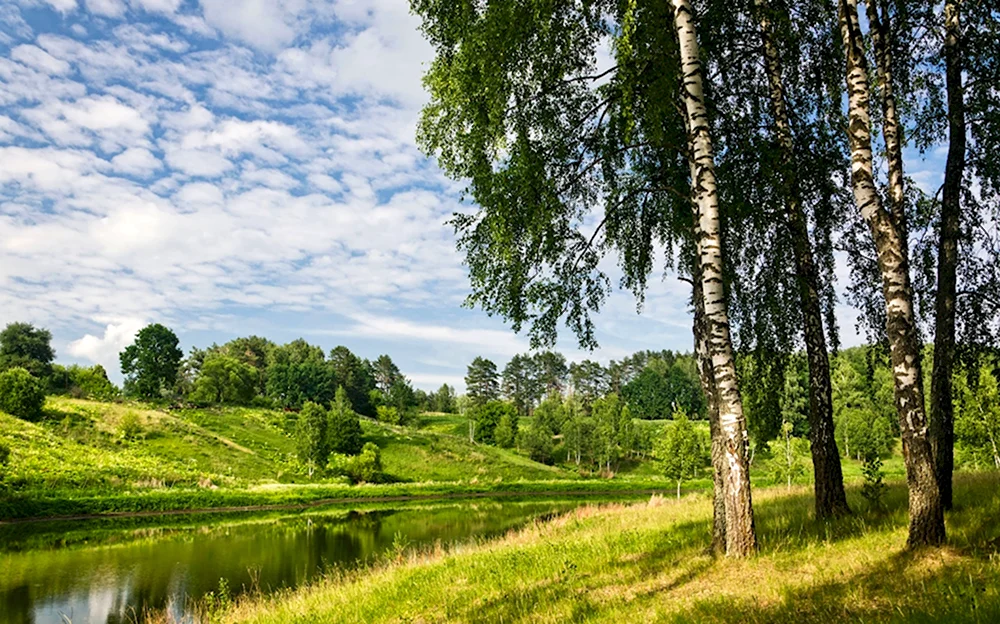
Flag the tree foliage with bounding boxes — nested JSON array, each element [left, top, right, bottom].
[[120, 324, 183, 399], [0, 322, 55, 378], [0, 367, 46, 421]]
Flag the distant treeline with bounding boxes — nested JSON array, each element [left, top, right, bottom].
[[0, 321, 996, 473]]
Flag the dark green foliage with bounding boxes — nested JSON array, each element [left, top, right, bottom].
[[465, 357, 500, 407], [0, 322, 55, 378], [372, 355, 402, 394], [430, 384, 457, 413], [328, 346, 377, 417], [0, 441, 9, 479], [0, 367, 46, 421], [412, 0, 694, 350], [502, 354, 541, 417], [190, 354, 257, 405], [568, 359, 608, 413], [265, 344, 335, 410], [532, 352, 568, 395], [120, 324, 183, 399], [386, 378, 417, 414], [518, 422, 555, 465], [622, 357, 704, 420], [471, 400, 517, 446], [221, 336, 274, 395], [295, 401, 329, 475], [328, 387, 363, 455], [494, 410, 518, 449]]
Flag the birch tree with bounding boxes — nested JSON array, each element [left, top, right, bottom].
[[837, 0, 945, 546], [412, 0, 758, 555], [672, 0, 757, 556], [748, 0, 850, 518]]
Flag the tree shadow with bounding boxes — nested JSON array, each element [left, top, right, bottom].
[[668, 546, 1000, 623]]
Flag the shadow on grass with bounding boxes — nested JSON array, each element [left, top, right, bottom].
[[670, 546, 1000, 624]]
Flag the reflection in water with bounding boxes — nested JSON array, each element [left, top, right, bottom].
[[0, 501, 582, 624]]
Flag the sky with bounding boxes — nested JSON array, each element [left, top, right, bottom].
[[0, 0, 948, 391]]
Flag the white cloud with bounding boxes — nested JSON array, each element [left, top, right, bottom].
[[129, 0, 180, 14], [42, 0, 78, 13], [11, 44, 72, 75], [164, 147, 233, 177], [339, 314, 529, 358], [110, 146, 161, 176], [198, 0, 302, 51], [68, 318, 146, 376], [85, 0, 126, 18]]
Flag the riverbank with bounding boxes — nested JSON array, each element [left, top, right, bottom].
[[0, 478, 677, 522], [221, 472, 1000, 624]]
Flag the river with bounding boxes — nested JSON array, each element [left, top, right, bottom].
[[0, 499, 599, 624]]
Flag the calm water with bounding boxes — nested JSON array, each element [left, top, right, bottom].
[[0, 500, 587, 624]]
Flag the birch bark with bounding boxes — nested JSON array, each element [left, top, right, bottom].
[[755, 0, 850, 518], [672, 0, 757, 557], [838, 0, 945, 547]]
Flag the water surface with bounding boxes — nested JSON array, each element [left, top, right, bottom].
[[0, 499, 589, 624]]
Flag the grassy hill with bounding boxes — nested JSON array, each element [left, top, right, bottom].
[[0, 398, 639, 520], [222, 471, 1000, 624]]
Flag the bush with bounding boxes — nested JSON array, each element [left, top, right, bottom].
[[472, 400, 518, 445], [377, 405, 401, 425], [330, 442, 383, 483], [0, 367, 45, 421], [118, 411, 143, 441]]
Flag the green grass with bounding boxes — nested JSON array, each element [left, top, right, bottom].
[[222, 472, 1000, 624], [0, 398, 667, 520], [0, 397, 917, 522]]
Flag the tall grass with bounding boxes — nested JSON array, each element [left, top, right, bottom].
[[221, 472, 1000, 624]]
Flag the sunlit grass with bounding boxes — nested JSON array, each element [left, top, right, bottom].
[[222, 472, 1000, 624]]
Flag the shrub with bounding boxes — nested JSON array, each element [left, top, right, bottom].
[[376, 405, 401, 425], [118, 411, 143, 441], [330, 442, 383, 483], [0, 367, 45, 421]]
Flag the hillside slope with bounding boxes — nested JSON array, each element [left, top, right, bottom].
[[0, 398, 577, 497]]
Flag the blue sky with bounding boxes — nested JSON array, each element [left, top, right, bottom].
[[0, 0, 947, 390]]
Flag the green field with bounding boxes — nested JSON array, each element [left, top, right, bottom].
[[221, 472, 1000, 624]]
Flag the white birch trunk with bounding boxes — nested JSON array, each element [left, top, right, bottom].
[[838, 0, 945, 547], [672, 0, 757, 557]]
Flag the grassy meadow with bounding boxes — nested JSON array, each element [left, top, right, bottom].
[[221, 472, 1000, 624]]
